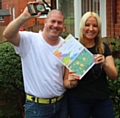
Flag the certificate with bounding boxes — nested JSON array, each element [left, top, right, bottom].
[[53, 34, 95, 80]]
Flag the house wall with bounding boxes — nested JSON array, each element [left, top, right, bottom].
[[0, 0, 51, 42], [106, 0, 120, 37], [1, 0, 46, 29], [2, 0, 120, 38], [0, 16, 10, 26]]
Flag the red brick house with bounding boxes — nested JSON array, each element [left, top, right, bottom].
[[1, 0, 49, 27], [1, 0, 120, 39], [0, 9, 10, 26], [56, 0, 120, 39], [106, 0, 120, 37]]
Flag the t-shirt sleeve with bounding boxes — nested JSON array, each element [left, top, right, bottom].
[[14, 31, 32, 58], [103, 42, 112, 57]]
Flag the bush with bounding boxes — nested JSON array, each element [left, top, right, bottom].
[[108, 58, 120, 118], [0, 42, 25, 118], [61, 32, 69, 39], [103, 37, 120, 117], [0, 41, 120, 118]]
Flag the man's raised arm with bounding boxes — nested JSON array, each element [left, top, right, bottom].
[[3, 1, 41, 47]]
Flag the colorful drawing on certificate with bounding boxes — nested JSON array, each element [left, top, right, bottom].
[[53, 34, 95, 80], [54, 35, 84, 66]]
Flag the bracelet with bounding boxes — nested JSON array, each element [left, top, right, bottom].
[[70, 81, 78, 88]]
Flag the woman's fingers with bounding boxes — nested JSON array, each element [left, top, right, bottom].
[[68, 70, 80, 80], [94, 54, 105, 64]]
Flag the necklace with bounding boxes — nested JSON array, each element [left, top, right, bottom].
[[92, 65, 102, 79]]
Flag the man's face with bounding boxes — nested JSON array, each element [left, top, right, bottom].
[[44, 13, 64, 40]]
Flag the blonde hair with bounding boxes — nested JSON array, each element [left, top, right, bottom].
[[79, 11, 104, 54]]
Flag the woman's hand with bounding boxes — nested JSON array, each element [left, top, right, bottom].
[[68, 70, 79, 88], [68, 71, 80, 80], [64, 68, 80, 89], [94, 54, 106, 67], [94, 54, 118, 80]]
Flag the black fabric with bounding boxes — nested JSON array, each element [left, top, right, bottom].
[[67, 42, 112, 99]]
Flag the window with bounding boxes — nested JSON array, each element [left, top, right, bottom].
[[81, 0, 100, 15], [57, 0, 74, 36], [57, 0, 106, 38], [0, 16, 4, 21], [80, 0, 106, 37]]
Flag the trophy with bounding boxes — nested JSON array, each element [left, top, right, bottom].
[[27, 3, 49, 15]]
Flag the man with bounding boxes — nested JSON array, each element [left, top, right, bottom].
[[3, 1, 68, 118]]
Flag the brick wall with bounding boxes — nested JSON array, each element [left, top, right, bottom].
[[1, 0, 46, 28], [106, 0, 120, 37], [0, 16, 10, 26]]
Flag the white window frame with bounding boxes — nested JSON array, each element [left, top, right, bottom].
[[56, 0, 106, 38], [74, 0, 81, 38], [100, 0, 106, 37], [12, 7, 15, 20], [74, 0, 106, 38]]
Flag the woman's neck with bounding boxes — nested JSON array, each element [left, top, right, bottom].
[[83, 39, 95, 48]]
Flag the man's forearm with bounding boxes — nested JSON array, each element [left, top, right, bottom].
[[3, 2, 41, 46], [3, 14, 28, 40]]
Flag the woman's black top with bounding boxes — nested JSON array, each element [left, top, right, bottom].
[[67, 42, 112, 99]]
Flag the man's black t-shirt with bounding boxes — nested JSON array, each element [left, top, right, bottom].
[[67, 42, 112, 99]]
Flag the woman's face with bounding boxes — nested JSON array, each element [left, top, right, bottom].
[[83, 16, 99, 41]]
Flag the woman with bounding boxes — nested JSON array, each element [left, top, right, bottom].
[[64, 12, 118, 118]]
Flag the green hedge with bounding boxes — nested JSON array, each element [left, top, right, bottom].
[[0, 42, 120, 118], [108, 58, 120, 118], [0, 42, 25, 118]]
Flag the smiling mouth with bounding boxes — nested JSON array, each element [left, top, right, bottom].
[[87, 31, 94, 34], [52, 28, 59, 32]]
